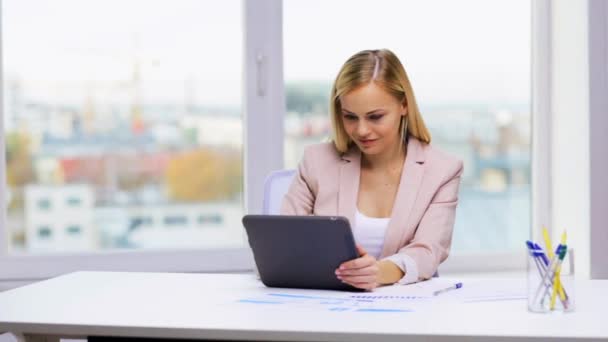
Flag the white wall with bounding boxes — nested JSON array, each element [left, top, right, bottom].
[[550, 0, 608, 279], [551, 0, 591, 278], [588, 0, 608, 279]]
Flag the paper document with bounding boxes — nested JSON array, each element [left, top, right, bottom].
[[235, 279, 461, 313], [378, 277, 526, 303], [235, 278, 526, 313], [457, 278, 526, 302]]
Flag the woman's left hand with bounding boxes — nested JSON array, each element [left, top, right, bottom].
[[335, 245, 379, 290]]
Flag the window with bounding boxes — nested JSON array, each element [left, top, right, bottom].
[[164, 215, 188, 226], [66, 225, 82, 235], [3, 0, 245, 254], [37, 198, 51, 210], [0, 0, 542, 284], [132, 216, 153, 227], [284, 0, 531, 255], [66, 197, 82, 207], [198, 214, 223, 225], [37, 226, 52, 239]]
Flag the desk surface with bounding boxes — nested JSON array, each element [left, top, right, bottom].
[[0, 271, 607, 342]]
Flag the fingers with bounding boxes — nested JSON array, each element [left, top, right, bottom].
[[336, 250, 379, 290], [336, 256, 379, 290], [339, 276, 378, 290], [356, 244, 368, 257], [336, 265, 377, 276], [339, 254, 375, 270], [337, 274, 376, 284]]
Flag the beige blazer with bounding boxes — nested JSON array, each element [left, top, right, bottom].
[[281, 138, 463, 280]]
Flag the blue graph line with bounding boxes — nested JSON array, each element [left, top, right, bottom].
[[238, 299, 284, 304], [268, 293, 347, 301], [350, 295, 427, 300], [355, 308, 413, 312]]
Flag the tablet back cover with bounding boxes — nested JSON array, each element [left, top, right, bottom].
[[243, 215, 362, 291]]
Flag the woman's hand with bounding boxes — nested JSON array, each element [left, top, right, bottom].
[[335, 245, 379, 290]]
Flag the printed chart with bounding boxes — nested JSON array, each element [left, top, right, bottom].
[[237, 292, 431, 313]]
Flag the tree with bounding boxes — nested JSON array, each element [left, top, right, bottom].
[[165, 148, 241, 202], [6, 132, 35, 187], [5, 131, 35, 211]]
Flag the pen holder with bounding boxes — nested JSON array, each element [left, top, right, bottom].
[[527, 246, 575, 313]]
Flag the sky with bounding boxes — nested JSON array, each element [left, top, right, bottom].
[[283, 0, 531, 105], [3, 0, 530, 106]]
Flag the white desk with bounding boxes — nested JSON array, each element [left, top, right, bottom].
[[0, 271, 607, 342]]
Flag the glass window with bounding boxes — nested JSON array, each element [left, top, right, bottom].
[[284, 0, 531, 254], [66, 225, 82, 235], [3, 0, 245, 254], [132, 216, 153, 226], [198, 214, 223, 225], [66, 197, 82, 207], [37, 198, 51, 210], [38, 226, 52, 239], [164, 215, 188, 226]]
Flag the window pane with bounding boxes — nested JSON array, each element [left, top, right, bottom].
[[3, 0, 244, 254], [284, 0, 530, 254]]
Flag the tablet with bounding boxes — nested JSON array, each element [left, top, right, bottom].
[[242, 215, 363, 291]]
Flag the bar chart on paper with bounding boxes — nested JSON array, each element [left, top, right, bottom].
[[233, 279, 474, 313], [236, 292, 430, 313], [231, 277, 527, 314]]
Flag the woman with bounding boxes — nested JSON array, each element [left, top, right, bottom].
[[281, 49, 463, 290]]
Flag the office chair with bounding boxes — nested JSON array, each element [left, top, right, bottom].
[[262, 169, 297, 215]]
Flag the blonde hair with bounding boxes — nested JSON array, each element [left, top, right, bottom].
[[330, 49, 431, 153]]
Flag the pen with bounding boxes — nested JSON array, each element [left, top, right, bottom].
[[550, 231, 568, 309], [533, 242, 550, 266], [542, 226, 554, 259], [526, 241, 549, 286], [433, 282, 463, 296]]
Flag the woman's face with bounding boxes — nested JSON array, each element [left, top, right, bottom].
[[339, 82, 407, 156]]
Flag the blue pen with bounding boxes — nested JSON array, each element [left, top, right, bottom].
[[433, 282, 462, 296], [532, 242, 550, 266], [527, 241, 549, 284], [526, 241, 542, 266], [527, 241, 548, 268], [527, 242, 554, 289]]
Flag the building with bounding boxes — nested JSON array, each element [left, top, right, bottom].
[[95, 202, 244, 250], [24, 184, 95, 252], [25, 184, 244, 252]]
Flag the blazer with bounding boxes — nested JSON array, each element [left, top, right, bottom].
[[281, 137, 464, 281]]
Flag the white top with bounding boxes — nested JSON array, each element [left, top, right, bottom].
[[0, 271, 607, 341], [354, 208, 419, 284], [353, 209, 390, 258]]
